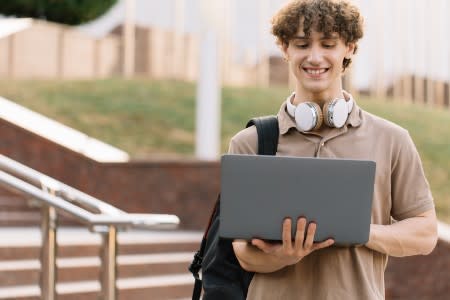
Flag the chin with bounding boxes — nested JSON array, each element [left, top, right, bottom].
[[301, 83, 330, 95]]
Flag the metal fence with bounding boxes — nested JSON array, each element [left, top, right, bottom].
[[0, 154, 180, 300]]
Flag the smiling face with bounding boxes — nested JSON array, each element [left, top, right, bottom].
[[283, 27, 355, 104]]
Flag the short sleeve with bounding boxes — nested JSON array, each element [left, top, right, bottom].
[[391, 131, 434, 220], [227, 126, 258, 155]]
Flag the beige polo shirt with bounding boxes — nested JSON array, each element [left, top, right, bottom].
[[228, 99, 434, 300]]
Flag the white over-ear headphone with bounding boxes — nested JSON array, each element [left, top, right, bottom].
[[286, 92, 354, 131]]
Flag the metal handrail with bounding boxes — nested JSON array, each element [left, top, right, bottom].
[[0, 154, 124, 215], [0, 170, 179, 228], [0, 154, 180, 300]]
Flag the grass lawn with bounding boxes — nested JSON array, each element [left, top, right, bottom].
[[0, 78, 449, 222]]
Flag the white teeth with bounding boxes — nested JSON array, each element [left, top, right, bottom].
[[305, 68, 326, 75]]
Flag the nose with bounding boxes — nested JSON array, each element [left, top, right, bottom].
[[307, 45, 323, 65]]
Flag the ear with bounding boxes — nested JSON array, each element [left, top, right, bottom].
[[345, 42, 356, 59], [280, 42, 289, 61]]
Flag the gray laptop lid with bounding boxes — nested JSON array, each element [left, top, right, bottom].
[[219, 154, 376, 246]]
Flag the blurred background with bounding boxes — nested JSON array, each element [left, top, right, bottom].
[[0, 0, 449, 299], [0, 0, 448, 219], [1, 0, 449, 93]]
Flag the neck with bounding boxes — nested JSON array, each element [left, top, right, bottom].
[[292, 86, 344, 107]]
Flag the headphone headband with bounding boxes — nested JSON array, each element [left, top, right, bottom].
[[286, 93, 297, 117]]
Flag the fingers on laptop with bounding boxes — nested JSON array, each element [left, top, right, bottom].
[[303, 221, 316, 249], [294, 218, 306, 248], [252, 218, 334, 256], [291, 217, 334, 251], [282, 218, 293, 251]]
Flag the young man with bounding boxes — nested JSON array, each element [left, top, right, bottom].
[[229, 0, 438, 299]]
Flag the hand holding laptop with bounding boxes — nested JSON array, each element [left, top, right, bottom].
[[251, 217, 335, 266]]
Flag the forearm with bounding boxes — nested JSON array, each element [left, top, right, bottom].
[[365, 209, 438, 257], [232, 240, 287, 273]]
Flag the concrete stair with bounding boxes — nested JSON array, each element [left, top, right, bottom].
[[0, 194, 41, 226], [0, 192, 79, 227], [0, 227, 202, 299]]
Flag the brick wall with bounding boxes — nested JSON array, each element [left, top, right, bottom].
[[0, 119, 219, 229], [385, 239, 450, 299]]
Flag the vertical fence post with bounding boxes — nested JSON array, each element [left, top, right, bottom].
[[7, 34, 14, 79], [373, 0, 385, 99], [99, 225, 118, 300], [123, 0, 136, 78], [94, 39, 101, 79], [57, 28, 65, 80], [392, 0, 404, 101], [415, 0, 426, 104], [258, 0, 270, 87], [173, 0, 185, 80], [221, 0, 232, 85], [40, 191, 58, 300]]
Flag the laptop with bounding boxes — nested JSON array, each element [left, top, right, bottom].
[[219, 154, 376, 246]]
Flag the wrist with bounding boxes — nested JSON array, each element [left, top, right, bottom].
[[365, 224, 389, 254]]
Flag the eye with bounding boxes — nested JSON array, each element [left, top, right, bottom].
[[294, 43, 309, 49], [322, 43, 336, 49], [322, 40, 337, 48]]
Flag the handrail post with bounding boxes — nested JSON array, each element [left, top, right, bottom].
[[99, 225, 118, 300], [40, 204, 58, 300]]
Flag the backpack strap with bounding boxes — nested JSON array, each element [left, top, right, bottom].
[[246, 115, 279, 155], [190, 116, 279, 300], [189, 195, 221, 300]]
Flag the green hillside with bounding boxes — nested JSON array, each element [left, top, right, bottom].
[[0, 78, 449, 222]]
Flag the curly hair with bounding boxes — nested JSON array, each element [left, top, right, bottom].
[[271, 0, 364, 69]]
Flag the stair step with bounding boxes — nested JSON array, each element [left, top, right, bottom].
[[0, 227, 202, 246], [118, 273, 194, 289], [0, 244, 101, 260], [117, 274, 195, 300], [0, 284, 40, 300], [0, 201, 37, 209], [0, 227, 202, 260], [0, 196, 35, 208], [0, 212, 41, 225], [0, 227, 201, 299], [0, 194, 94, 226], [0, 259, 40, 286], [0, 252, 194, 285], [0, 274, 195, 300]]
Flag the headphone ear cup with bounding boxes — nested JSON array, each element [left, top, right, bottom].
[[323, 99, 348, 128], [294, 102, 323, 131]]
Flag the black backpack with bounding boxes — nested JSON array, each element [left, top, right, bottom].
[[189, 116, 279, 300]]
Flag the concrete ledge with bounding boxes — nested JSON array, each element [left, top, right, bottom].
[[0, 97, 129, 162]]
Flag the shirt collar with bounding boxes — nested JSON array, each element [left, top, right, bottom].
[[277, 95, 363, 135]]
